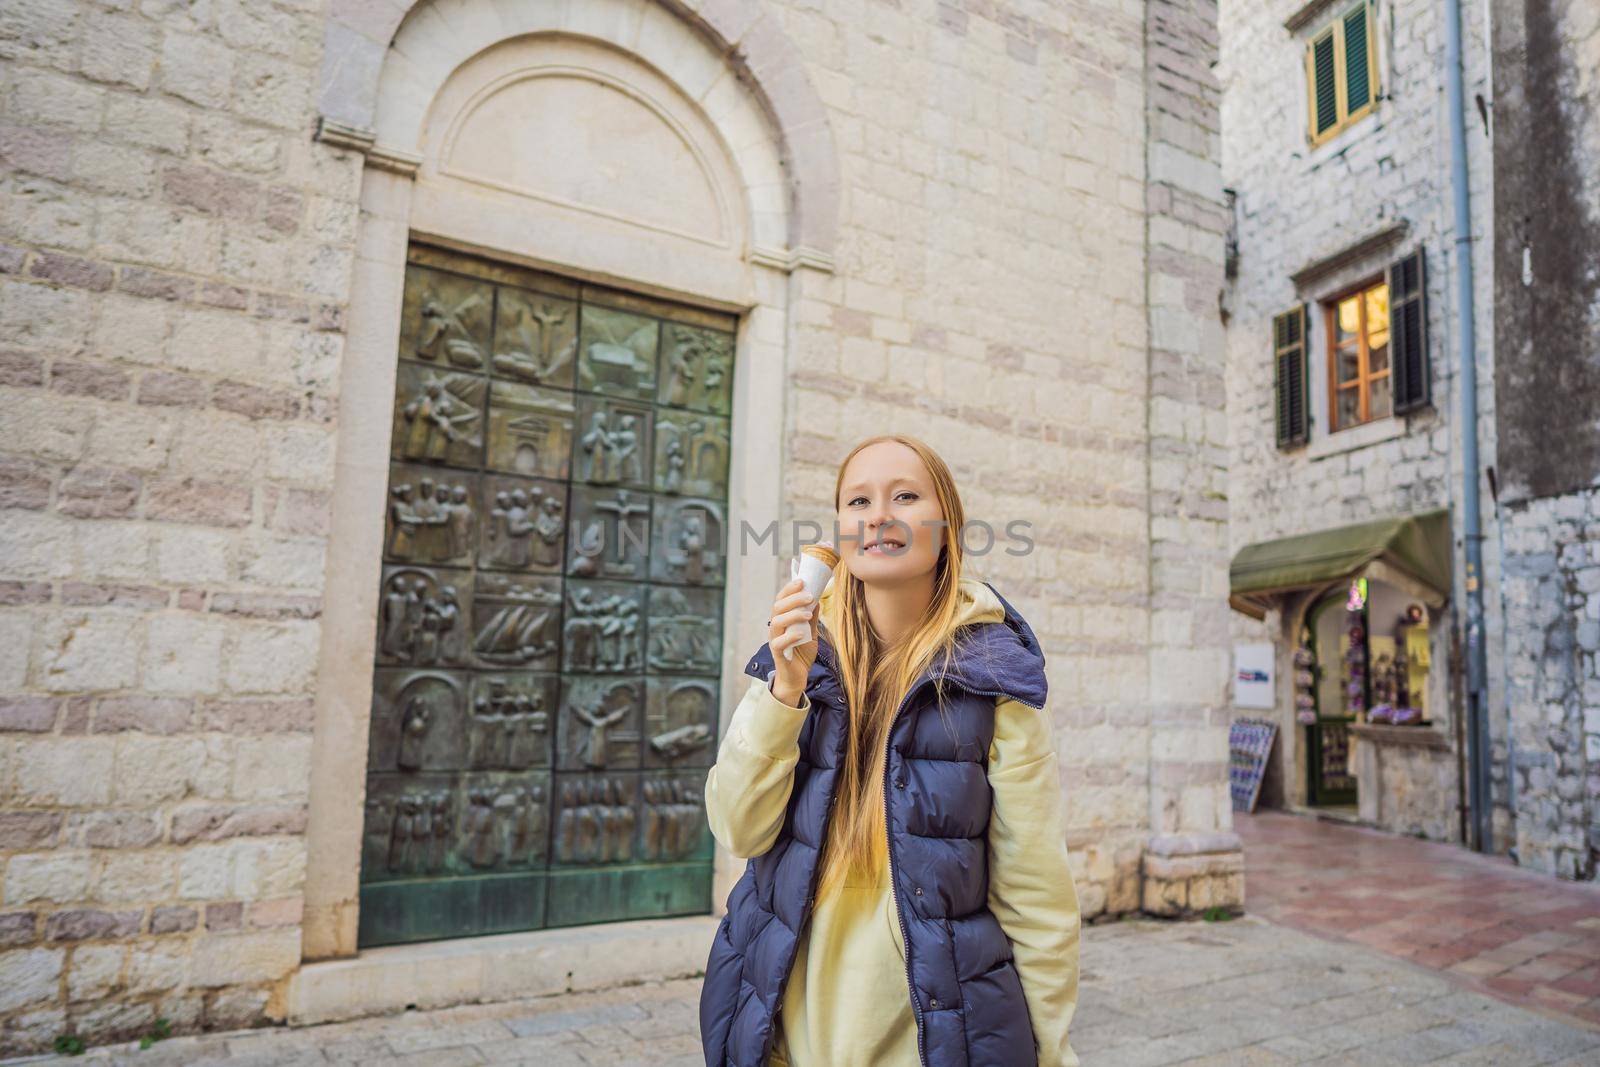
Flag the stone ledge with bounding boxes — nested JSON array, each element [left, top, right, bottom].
[[1304, 413, 1408, 462], [286, 914, 719, 1026], [1141, 833, 1246, 917], [1289, 220, 1410, 288], [1350, 723, 1452, 749], [1143, 850, 1246, 880], [1145, 831, 1243, 857], [1284, 0, 1344, 34]]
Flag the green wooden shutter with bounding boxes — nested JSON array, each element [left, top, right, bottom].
[[1388, 247, 1429, 413], [1312, 33, 1338, 135], [1274, 305, 1310, 448], [1343, 4, 1372, 112]]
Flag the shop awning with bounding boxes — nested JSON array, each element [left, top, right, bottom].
[[1229, 508, 1453, 619]]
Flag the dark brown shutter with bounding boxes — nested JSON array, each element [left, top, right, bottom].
[[1388, 247, 1429, 413], [1274, 305, 1310, 447]]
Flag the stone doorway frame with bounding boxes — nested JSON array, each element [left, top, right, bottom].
[[301, 0, 839, 970]]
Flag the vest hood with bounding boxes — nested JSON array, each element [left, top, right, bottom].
[[743, 571, 1048, 710]]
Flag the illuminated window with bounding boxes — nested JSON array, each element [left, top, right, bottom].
[[1325, 279, 1390, 431]]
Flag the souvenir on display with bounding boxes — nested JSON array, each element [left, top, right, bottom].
[[1347, 576, 1368, 611], [1293, 628, 1319, 726], [1342, 617, 1367, 719]]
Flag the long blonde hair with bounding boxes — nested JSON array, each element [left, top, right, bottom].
[[812, 434, 969, 900]]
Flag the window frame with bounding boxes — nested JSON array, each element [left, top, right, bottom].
[[1304, 0, 1381, 146], [1323, 275, 1392, 433]]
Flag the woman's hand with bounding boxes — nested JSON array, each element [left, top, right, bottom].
[[767, 575, 818, 708]]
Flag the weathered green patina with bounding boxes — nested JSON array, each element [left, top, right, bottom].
[[359, 244, 735, 946]]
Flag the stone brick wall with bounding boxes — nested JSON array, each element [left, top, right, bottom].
[[1500, 489, 1600, 880], [0, 0, 1234, 1049], [1220, 0, 1495, 541], [772, 0, 1166, 924], [0, 0, 362, 1051], [1492, 2, 1600, 880], [1354, 734, 1459, 839], [1219, 0, 1502, 828]]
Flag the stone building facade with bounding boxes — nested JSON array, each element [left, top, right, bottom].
[[1220, 0, 1495, 841], [1222, 0, 1600, 882], [0, 0, 1235, 1052]]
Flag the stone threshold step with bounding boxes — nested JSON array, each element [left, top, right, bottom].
[[288, 914, 720, 1026], [1284, 803, 1365, 826]]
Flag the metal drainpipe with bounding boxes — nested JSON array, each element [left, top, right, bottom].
[[1444, 0, 1491, 852]]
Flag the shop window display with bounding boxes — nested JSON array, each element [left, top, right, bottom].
[[1304, 577, 1433, 806]]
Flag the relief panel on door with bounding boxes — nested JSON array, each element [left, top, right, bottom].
[[359, 245, 737, 946]]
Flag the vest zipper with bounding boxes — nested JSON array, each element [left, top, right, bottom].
[[884, 678, 931, 1067]]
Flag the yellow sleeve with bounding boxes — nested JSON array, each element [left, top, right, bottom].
[[703, 675, 812, 859], [987, 696, 1081, 1067]]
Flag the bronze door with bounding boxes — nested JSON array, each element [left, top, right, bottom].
[[359, 244, 736, 946]]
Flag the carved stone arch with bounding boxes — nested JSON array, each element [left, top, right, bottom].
[[316, 0, 838, 261], [390, 25, 766, 300]]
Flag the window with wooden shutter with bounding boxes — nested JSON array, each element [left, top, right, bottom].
[[1387, 246, 1429, 413], [1305, 1, 1380, 146], [1274, 305, 1310, 448]]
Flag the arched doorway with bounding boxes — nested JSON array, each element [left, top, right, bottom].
[[301, 0, 839, 963], [1293, 574, 1445, 816], [1302, 588, 1356, 808]]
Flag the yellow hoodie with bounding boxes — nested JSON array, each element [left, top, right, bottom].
[[705, 574, 1081, 1067]]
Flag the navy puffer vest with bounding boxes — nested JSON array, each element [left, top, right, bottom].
[[700, 582, 1050, 1067]]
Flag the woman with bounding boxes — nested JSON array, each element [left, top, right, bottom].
[[700, 435, 1081, 1067]]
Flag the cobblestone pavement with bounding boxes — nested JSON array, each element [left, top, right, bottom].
[[1238, 810, 1600, 1028], [9, 914, 1600, 1066]]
